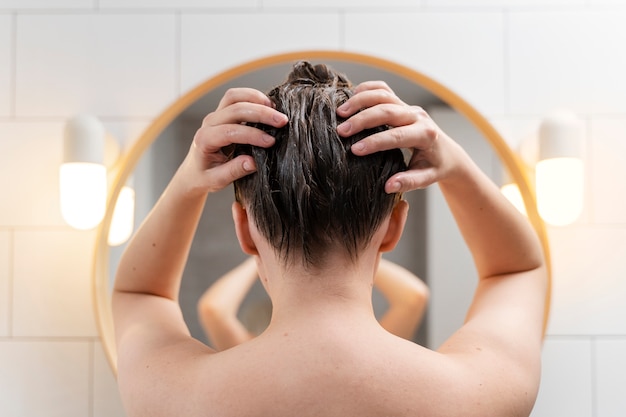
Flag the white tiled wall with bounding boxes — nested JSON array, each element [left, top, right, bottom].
[[596, 339, 626, 417], [93, 342, 126, 417], [345, 11, 505, 115], [0, 122, 65, 227], [424, 0, 587, 6], [180, 13, 342, 93], [99, 0, 257, 8], [532, 338, 593, 417], [1, 1, 625, 416], [589, 118, 626, 224], [547, 227, 626, 336], [15, 13, 177, 118], [0, 14, 10, 118], [0, 0, 93, 8], [0, 341, 91, 417], [0, 231, 9, 337], [508, 10, 591, 116], [263, 0, 420, 7], [12, 230, 98, 337]]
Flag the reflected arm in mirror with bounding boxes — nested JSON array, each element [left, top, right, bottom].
[[197, 257, 257, 351], [198, 257, 429, 351], [375, 258, 429, 340]]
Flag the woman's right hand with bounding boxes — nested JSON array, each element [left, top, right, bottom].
[[178, 88, 288, 196]]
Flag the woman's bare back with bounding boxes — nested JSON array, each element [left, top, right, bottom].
[[172, 322, 498, 417]]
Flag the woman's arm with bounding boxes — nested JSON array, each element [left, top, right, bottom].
[[375, 258, 429, 340], [198, 258, 258, 350], [112, 88, 287, 378], [337, 82, 547, 411]]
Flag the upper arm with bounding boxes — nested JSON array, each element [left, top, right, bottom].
[[113, 290, 215, 360], [462, 265, 547, 349], [113, 292, 216, 415], [437, 265, 547, 404]]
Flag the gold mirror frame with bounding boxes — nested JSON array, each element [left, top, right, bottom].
[[93, 50, 552, 373]]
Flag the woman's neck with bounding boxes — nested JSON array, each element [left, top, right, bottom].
[[258, 250, 382, 330]]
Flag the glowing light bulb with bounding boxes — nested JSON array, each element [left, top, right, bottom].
[[500, 183, 527, 217], [108, 185, 135, 246], [60, 115, 107, 230], [536, 157, 584, 226], [59, 162, 107, 230], [536, 111, 584, 226]]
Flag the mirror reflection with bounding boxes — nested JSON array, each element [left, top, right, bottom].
[[106, 57, 510, 354]]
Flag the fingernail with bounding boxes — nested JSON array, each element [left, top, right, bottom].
[[338, 121, 351, 135], [351, 141, 365, 153], [337, 103, 350, 113], [243, 160, 254, 172], [263, 134, 275, 144], [387, 181, 401, 193], [273, 113, 288, 124]]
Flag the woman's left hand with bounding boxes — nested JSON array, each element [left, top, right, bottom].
[[336, 81, 465, 194]]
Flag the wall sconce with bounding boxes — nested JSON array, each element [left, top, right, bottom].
[[108, 178, 135, 246], [60, 115, 107, 230], [501, 110, 584, 227], [60, 114, 135, 245], [536, 111, 584, 227]]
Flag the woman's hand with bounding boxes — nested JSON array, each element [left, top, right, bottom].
[[179, 88, 288, 195], [336, 81, 465, 193]]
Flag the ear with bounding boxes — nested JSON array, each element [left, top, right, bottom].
[[232, 202, 259, 256], [379, 199, 409, 253]]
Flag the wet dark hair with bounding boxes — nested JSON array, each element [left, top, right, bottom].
[[233, 61, 406, 268]]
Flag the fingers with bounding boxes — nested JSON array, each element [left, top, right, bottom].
[[385, 166, 438, 194], [336, 85, 438, 158], [195, 87, 288, 152], [194, 123, 277, 155], [185, 87, 289, 193], [335, 81, 449, 194], [216, 87, 273, 110], [348, 114, 439, 156], [337, 86, 404, 119], [202, 155, 257, 193], [210, 88, 287, 134], [353, 80, 394, 94], [338, 103, 420, 138]]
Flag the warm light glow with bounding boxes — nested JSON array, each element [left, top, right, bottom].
[[536, 157, 584, 226], [108, 186, 135, 246], [59, 162, 107, 230], [500, 183, 527, 217]]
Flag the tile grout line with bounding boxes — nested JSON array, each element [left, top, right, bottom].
[[584, 116, 595, 224], [502, 7, 510, 116], [590, 336, 598, 417], [175, 10, 181, 98], [7, 229, 14, 338], [338, 9, 345, 50], [10, 12, 17, 119], [88, 339, 95, 417], [0, 335, 103, 343]]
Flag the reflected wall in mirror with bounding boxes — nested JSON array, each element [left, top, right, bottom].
[[94, 51, 550, 373]]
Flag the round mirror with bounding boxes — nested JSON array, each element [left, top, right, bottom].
[[93, 50, 551, 373]]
